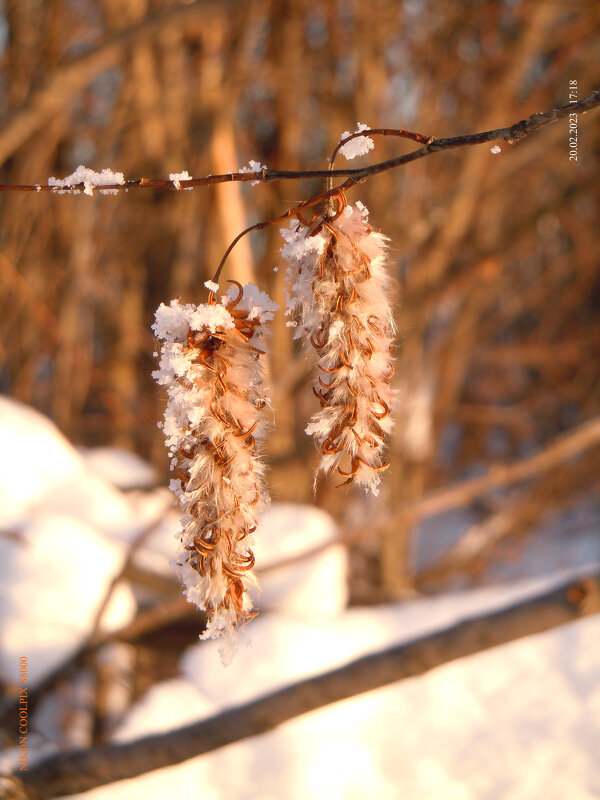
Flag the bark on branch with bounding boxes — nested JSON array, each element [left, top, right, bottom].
[[3, 570, 599, 800]]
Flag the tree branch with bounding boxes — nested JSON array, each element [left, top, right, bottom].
[[3, 570, 599, 800], [1, 91, 598, 194], [235, 414, 600, 579], [405, 414, 600, 522]]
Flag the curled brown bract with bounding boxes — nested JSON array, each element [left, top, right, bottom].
[[288, 203, 395, 493], [157, 282, 270, 635]]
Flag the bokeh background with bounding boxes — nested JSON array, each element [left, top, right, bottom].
[[1, 1, 600, 796], [2, 0, 599, 599]]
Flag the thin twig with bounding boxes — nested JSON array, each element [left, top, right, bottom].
[[405, 415, 600, 522], [210, 188, 344, 284], [1, 91, 598, 195], [87, 496, 174, 645]]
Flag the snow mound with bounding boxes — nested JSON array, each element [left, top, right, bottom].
[[59, 588, 600, 800], [0, 512, 136, 686], [0, 397, 143, 539], [253, 503, 347, 616], [78, 446, 157, 490]]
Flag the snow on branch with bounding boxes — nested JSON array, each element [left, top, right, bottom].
[[47, 165, 124, 196], [4, 569, 599, 800], [1, 91, 598, 195], [336, 122, 375, 160]]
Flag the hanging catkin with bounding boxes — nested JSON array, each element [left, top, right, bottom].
[[152, 282, 276, 663], [282, 200, 395, 495]]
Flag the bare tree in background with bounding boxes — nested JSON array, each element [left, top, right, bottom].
[[0, 0, 599, 724]]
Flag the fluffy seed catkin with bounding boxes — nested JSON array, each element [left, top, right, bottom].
[[282, 201, 395, 495], [152, 282, 277, 663]]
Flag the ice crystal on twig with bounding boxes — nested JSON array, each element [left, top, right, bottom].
[[152, 282, 276, 663], [48, 165, 125, 196], [282, 200, 395, 495], [337, 123, 375, 160], [169, 170, 193, 190], [239, 160, 267, 185]]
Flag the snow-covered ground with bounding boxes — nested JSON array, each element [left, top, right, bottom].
[[62, 611, 600, 800], [0, 396, 598, 799]]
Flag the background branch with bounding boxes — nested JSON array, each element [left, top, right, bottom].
[[4, 412, 596, 736], [4, 570, 599, 800], [248, 414, 600, 578]]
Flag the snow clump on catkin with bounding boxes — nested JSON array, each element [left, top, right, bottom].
[[282, 201, 395, 496], [152, 282, 277, 664]]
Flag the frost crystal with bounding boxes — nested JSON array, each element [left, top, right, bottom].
[[152, 299, 234, 346], [222, 281, 279, 324], [239, 160, 267, 185], [169, 170, 192, 190], [48, 165, 125, 196], [204, 280, 220, 293], [490, 145, 502, 154], [337, 123, 375, 161]]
